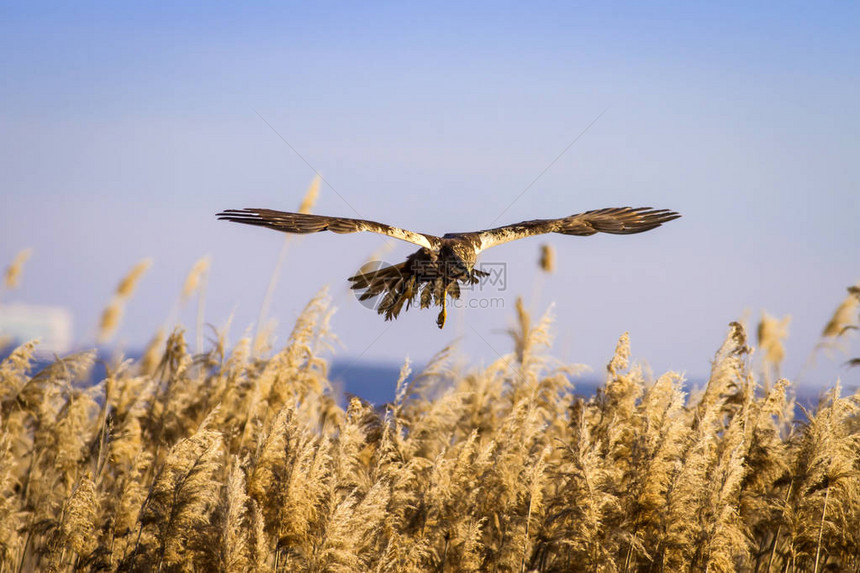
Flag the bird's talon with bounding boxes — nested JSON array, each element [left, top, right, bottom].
[[436, 307, 447, 329]]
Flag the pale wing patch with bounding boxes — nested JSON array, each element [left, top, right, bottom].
[[360, 222, 436, 250], [475, 220, 556, 252]]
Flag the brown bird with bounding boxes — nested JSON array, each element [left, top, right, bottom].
[[217, 207, 680, 328]]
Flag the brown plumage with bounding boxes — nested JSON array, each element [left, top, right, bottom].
[[217, 207, 680, 328]]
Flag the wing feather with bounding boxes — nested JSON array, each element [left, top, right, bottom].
[[217, 209, 440, 250], [473, 207, 680, 252]]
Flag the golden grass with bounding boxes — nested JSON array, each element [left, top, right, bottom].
[[2, 248, 33, 291], [757, 312, 791, 388], [1, 260, 860, 571], [538, 244, 555, 274], [180, 256, 211, 303], [297, 175, 321, 215], [821, 283, 860, 338], [811, 284, 860, 373], [97, 258, 153, 343]]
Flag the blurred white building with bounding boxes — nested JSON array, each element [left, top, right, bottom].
[[0, 304, 73, 357]]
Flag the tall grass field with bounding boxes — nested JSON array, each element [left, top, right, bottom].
[[1, 250, 859, 572]]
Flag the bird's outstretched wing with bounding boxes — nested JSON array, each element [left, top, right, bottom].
[[217, 209, 441, 250], [471, 207, 680, 252]]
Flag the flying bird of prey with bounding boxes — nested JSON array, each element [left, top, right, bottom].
[[217, 207, 680, 328]]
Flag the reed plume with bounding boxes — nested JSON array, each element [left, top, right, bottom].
[[538, 243, 555, 273], [97, 258, 152, 343], [3, 247, 33, 291]]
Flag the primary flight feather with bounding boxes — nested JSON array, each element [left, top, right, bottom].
[[217, 207, 680, 328]]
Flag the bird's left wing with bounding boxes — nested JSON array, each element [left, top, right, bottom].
[[217, 209, 440, 250], [471, 207, 680, 253]]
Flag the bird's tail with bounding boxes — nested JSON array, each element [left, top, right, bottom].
[[348, 261, 405, 295], [349, 262, 416, 321], [349, 261, 461, 326]]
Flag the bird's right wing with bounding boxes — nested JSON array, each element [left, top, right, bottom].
[[473, 207, 680, 252], [217, 209, 440, 250]]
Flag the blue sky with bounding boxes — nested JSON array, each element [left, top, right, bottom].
[[2, 2, 858, 387]]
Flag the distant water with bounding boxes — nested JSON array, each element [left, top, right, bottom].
[[329, 361, 603, 406], [0, 347, 829, 415], [329, 362, 826, 414], [329, 361, 405, 405]]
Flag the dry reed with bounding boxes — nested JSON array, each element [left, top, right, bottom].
[[97, 258, 153, 343], [2, 269, 860, 572], [3, 248, 33, 291], [538, 244, 555, 273]]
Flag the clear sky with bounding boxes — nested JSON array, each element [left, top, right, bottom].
[[2, 2, 858, 388]]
